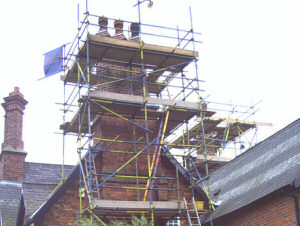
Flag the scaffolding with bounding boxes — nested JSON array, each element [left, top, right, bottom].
[[59, 1, 270, 225]]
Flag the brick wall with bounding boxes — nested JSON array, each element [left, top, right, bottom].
[[35, 175, 89, 226], [207, 186, 300, 226], [0, 151, 26, 182], [33, 148, 199, 225]]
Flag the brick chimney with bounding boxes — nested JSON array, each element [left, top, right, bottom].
[[130, 22, 140, 41], [113, 19, 126, 40], [97, 16, 110, 37], [0, 87, 28, 182]]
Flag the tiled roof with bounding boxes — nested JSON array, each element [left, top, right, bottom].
[[204, 119, 300, 222], [23, 162, 73, 217], [0, 181, 22, 226]]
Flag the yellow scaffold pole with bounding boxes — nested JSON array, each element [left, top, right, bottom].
[[143, 110, 170, 201]]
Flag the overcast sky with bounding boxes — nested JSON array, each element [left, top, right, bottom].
[[0, 0, 299, 164]]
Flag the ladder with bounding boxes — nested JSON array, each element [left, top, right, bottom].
[[184, 197, 202, 226], [84, 155, 100, 199]]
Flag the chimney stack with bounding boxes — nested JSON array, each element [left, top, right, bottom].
[[114, 19, 123, 34], [0, 87, 28, 182], [2, 87, 28, 150], [130, 23, 140, 41], [113, 19, 126, 40], [97, 16, 110, 37]]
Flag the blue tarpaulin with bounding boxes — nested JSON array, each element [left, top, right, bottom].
[[44, 46, 63, 77]]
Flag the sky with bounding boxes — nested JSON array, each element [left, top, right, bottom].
[[0, 0, 299, 165]]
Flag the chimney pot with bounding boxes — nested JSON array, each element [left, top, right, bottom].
[[114, 19, 123, 35], [98, 16, 108, 31], [97, 16, 110, 37], [130, 23, 140, 39]]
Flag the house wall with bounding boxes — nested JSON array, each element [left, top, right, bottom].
[[208, 186, 300, 226], [33, 153, 197, 225], [34, 175, 88, 226]]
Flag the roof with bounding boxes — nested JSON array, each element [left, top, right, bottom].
[[0, 181, 22, 226], [23, 142, 100, 226], [23, 162, 73, 217], [204, 118, 300, 222]]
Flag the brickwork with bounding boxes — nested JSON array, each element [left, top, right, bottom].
[[32, 113, 200, 224], [1, 87, 28, 150], [95, 63, 144, 95], [208, 186, 300, 226], [32, 146, 199, 225], [35, 176, 89, 226], [94, 18, 145, 96], [0, 87, 27, 182], [0, 151, 26, 182]]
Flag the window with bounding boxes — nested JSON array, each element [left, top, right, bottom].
[[166, 217, 180, 226]]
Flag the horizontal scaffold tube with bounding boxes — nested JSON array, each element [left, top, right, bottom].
[[96, 173, 176, 180], [101, 185, 177, 191], [92, 149, 191, 157], [85, 97, 153, 133]]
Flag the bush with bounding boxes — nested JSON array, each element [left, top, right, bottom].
[[131, 215, 151, 226], [74, 216, 99, 226], [111, 215, 151, 226]]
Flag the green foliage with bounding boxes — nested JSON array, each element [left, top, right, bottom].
[[111, 220, 130, 226], [74, 216, 99, 226], [111, 215, 151, 226], [131, 215, 151, 226]]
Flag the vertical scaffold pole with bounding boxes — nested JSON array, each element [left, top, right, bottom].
[[85, 0, 93, 209], [137, 1, 154, 224], [189, 6, 214, 222], [62, 44, 66, 181]]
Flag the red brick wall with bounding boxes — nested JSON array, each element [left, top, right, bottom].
[[35, 176, 89, 226], [92, 114, 196, 202], [208, 186, 300, 226], [33, 151, 199, 225], [0, 151, 26, 182]]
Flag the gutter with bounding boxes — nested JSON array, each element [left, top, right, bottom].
[[281, 189, 300, 226]]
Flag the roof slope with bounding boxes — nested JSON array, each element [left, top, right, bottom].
[[0, 181, 22, 226], [204, 118, 300, 222], [23, 162, 73, 217]]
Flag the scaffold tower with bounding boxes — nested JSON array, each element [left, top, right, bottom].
[[59, 1, 270, 225]]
